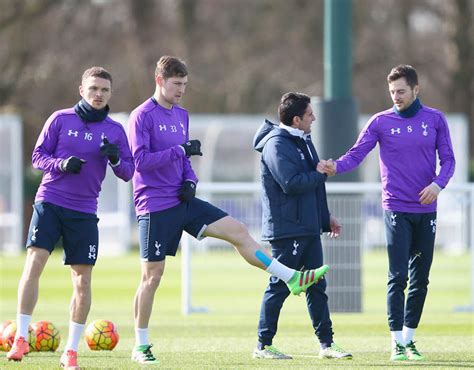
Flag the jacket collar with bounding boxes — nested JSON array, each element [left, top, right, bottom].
[[278, 122, 311, 140]]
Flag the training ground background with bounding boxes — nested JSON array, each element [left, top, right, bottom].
[[0, 250, 472, 369]]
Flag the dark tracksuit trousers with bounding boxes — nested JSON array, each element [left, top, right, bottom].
[[384, 210, 437, 331], [257, 235, 333, 348]]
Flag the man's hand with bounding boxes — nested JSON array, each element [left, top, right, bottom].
[[181, 139, 203, 156], [178, 180, 196, 202], [100, 138, 120, 164], [317, 159, 337, 176], [60, 156, 86, 174], [328, 215, 342, 238], [419, 183, 441, 205]]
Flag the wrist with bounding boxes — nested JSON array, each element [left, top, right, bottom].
[[431, 182, 442, 192], [59, 159, 67, 172]]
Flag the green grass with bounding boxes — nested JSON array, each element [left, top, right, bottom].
[[0, 249, 473, 369]]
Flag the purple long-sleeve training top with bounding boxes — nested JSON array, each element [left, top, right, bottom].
[[128, 98, 198, 215], [335, 105, 455, 213], [33, 108, 134, 214]]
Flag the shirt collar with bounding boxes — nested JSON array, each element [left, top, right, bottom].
[[279, 122, 309, 139], [393, 97, 422, 118]]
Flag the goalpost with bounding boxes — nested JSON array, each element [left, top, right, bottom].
[[0, 114, 23, 255]]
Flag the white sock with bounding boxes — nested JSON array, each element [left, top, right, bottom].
[[402, 326, 415, 344], [265, 259, 295, 283], [135, 327, 149, 346], [65, 321, 85, 352], [15, 313, 32, 339], [390, 330, 404, 346]]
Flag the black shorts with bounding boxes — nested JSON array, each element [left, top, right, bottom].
[[26, 201, 99, 265], [138, 197, 228, 262]]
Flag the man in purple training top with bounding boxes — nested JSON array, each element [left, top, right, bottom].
[[319, 64, 455, 361], [127, 55, 329, 365], [7, 67, 134, 369]]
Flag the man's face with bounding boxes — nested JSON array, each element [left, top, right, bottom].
[[295, 104, 315, 134], [389, 77, 418, 112], [79, 76, 112, 110], [157, 75, 188, 107]]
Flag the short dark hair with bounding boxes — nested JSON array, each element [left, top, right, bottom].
[[155, 56, 188, 79], [82, 67, 112, 85], [387, 64, 418, 88], [278, 92, 311, 126]]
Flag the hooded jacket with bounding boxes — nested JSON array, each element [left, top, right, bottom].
[[253, 119, 331, 241]]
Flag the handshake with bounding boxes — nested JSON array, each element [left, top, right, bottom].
[[316, 159, 337, 176]]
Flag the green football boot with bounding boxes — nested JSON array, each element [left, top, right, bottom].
[[131, 344, 159, 365], [319, 343, 353, 359], [253, 345, 292, 359], [287, 265, 329, 296], [390, 342, 408, 361], [405, 341, 424, 361]]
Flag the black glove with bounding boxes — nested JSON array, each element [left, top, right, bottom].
[[178, 181, 196, 202], [100, 137, 120, 165], [181, 139, 202, 156], [60, 156, 86, 174]]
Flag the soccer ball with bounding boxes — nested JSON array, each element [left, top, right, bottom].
[[0, 320, 13, 351], [31, 320, 61, 351], [2, 321, 36, 352], [84, 319, 119, 350]]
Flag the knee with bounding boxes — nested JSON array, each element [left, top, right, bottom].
[[73, 274, 91, 293], [409, 277, 430, 290], [228, 219, 251, 244], [23, 248, 49, 280], [141, 268, 164, 290], [388, 271, 408, 287]]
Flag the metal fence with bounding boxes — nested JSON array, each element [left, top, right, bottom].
[[182, 182, 474, 314]]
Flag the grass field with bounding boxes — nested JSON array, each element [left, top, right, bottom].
[[0, 249, 473, 369]]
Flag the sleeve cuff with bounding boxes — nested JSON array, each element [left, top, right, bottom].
[[431, 182, 442, 191]]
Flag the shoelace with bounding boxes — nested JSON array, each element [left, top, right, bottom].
[[406, 341, 420, 355], [265, 345, 285, 355], [394, 343, 405, 355], [142, 344, 156, 361], [329, 344, 345, 353]]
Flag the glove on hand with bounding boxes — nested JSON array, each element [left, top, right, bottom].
[[60, 156, 86, 174], [178, 180, 196, 202], [181, 139, 202, 156], [100, 137, 120, 164]]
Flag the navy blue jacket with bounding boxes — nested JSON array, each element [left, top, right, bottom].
[[253, 119, 331, 241]]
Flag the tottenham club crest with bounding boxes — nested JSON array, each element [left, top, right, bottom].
[[296, 148, 305, 160], [31, 226, 39, 242], [155, 241, 161, 256], [390, 213, 397, 226], [292, 240, 299, 256], [179, 121, 186, 135], [421, 122, 429, 136]]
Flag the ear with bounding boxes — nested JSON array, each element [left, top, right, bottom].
[[413, 85, 419, 97], [79, 84, 84, 98], [156, 75, 165, 87], [291, 115, 301, 128]]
